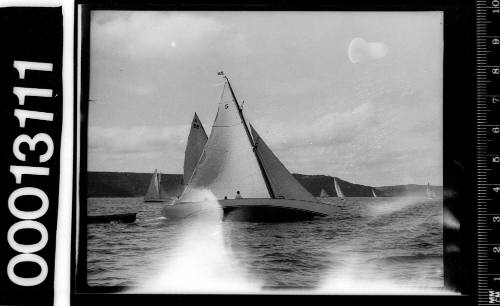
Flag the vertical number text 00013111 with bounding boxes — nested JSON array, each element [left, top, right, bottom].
[[7, 61, 55, 287]]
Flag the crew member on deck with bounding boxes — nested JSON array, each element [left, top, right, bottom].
[[235, 191, 243, 199]]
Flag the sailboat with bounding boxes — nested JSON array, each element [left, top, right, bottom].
[[144, 169, 166, 202], [161, 73, 336, 221], [183, 113, 208, 185], [333, 177, 345, 200], [372, 188, 377, 198], [319, 188, 329, 198], [426, 182, 434, 199]]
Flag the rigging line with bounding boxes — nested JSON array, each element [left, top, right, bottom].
[[224, 75, 276, 199]]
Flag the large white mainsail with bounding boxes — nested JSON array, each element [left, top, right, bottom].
[[250, 125, 317, 202], [334, 177, 345, 199], [179, 82, 270, 202], [183, 113, 208, 185], [145, 169, 162, 202]]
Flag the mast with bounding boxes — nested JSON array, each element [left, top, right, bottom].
[[223, 74, 276, 198], [158, 171, 162, 199]]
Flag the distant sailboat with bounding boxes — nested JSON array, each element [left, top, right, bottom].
[[162, 73, 336, 221], [334, 177, 345, 200], [372, 189, 377, 198], [183, 113, 208, 185], [319, 188, 329, 198], [144, 169, 166, 202], [426, 182, 434, 199]]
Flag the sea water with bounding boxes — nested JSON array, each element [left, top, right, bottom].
[[87, 197, 452, 294]]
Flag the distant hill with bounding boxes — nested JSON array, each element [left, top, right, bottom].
[[86, 172, 183, 198], [375, 184, 443, 197], [291, 174, 374, 197], [86, 171, 442, 198]]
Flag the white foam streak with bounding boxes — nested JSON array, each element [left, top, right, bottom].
[[127, 191, 262, 294], [316, 247, 456, 295], [368, 196, 425, 217], [127, 194, 453, 295], [315, 197, 458, 295]]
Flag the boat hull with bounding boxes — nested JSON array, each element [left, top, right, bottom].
[[144, 198, 168, 203], [161, 198, 337, 222]]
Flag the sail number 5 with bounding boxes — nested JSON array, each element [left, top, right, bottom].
[[6, 60, 54, 287]]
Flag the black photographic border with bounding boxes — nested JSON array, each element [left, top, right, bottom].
[[72, 1, 475, 305]]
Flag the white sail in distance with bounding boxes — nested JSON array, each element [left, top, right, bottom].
[[334, 177, 345, 199], [180, 82, 270, 202], [426, 182, 433, 199], [183, 113, 208, 185], [319, 189, 329, 198], [145, 169, 161, 201], [372, 189, 377, 197]]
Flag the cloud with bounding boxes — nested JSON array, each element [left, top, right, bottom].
[[88, 124, 191, 173], [248, 99, 441, 185], [254, 102, 378, 150], [91, 12, 223, 59], [348, 38, 388, 64], [88, 124, 188, 154], [97, 77, 155, 96], [88, 98, 441, 186], [86, 12, 442, 186], [87, 104, 377, 175]]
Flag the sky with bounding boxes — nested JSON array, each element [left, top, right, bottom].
[[87, 11, 443, 187]]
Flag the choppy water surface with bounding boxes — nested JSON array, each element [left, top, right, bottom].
[[87, 197, 449, 294]]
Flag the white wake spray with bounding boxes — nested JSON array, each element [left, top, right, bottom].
[[126, 191, 262, 294], [316, 196, 459, 295], [367, 196, 425, 217]]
